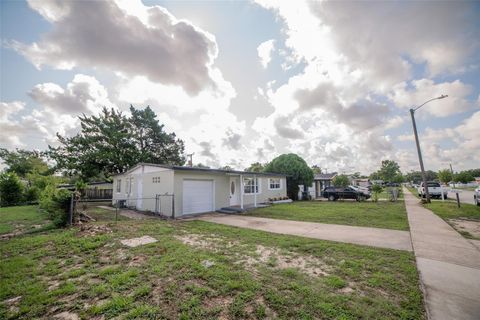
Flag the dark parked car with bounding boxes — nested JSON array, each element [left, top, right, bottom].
[[322, 187, 371, 201]]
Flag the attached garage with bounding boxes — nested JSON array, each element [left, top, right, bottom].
[[182, 179, 214, 214]]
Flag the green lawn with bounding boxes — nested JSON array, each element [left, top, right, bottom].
[[247, 201, 409, 231], [405, 187, 480, 239], [424, 202, 480, 239], [0, 206, 51, 235], [0, 206, 425, 319]]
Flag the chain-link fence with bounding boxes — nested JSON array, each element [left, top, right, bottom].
[[69, 193, 175, 224]]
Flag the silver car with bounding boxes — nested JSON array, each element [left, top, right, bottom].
[[475, 187, 480, 206]]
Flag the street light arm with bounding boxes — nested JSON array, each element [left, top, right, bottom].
[[413, 94, 448, 111]]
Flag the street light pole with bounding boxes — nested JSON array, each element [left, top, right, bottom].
[[410, 108, 431, 202], [409, 95, 448, 203]]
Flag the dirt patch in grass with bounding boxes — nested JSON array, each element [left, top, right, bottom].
[[78, 224, 112, 237], [53, 311, 80, 320], [120, 235, 157, 247], [176, 233, 331, 277], [448, 219, 480, 239]]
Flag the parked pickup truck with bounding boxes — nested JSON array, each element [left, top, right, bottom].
[[417, 182, 447, 199], [322, 187, 371, 201]]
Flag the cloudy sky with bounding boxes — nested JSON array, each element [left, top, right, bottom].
[[1, 0, 479, 174]]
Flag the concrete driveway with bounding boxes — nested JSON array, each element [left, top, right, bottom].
[[196, 214, 412, 251]]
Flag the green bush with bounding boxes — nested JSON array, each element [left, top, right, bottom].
[[39, 184, 72, 227], [371, 184, 383, 202], [0, 172, 24, 207]]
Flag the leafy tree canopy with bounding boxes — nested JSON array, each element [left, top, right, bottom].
[[245, 162, 267, 172], [0, 172, 24, 207], [48, 106, 185, 179], [437, 169, 453, 184], [404, 170, 437, 183], [311, 165, 322, 174], [332, 174, 349, 187], [377, 160, 401, 182], [264, 153, 314, 200], [0, 148, 51, 177], [454, 171, 474, 184]]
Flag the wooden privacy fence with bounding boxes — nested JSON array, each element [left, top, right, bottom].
[[84, 188, 113, 200]]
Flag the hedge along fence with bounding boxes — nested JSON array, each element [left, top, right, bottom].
[[39, 184, 72, 227]]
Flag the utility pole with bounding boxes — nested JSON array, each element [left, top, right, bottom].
[[408, 95, 448, 204], [187, 153, 194, 167], [410, 108, 430, 203], [450, 163, 460, 208]]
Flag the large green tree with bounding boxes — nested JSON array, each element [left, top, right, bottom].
[[377, 160, 402, 182], [454, 171, 474, 184], [245, 162, 267, 172], [404, 170, 437, 183], [129, 106, 185, 165], [0, 172, 24, 207], [48, 106, 185, 179], [437, 169, 453, 184], [0, 148, 50, 178], [264, 154, 314, 200], [332, 174, 349, 187]]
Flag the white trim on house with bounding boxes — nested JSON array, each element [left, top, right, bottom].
[[268, 178, 281, 190]]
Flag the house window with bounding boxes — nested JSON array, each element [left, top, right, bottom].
[[128, 177, 133, 194], [152, 177, 161, 183], [244, 177, 259, 194], [269, 178, 281, 190], [116, 179, 121, 192]]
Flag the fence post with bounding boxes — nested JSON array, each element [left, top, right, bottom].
[[172, 194, 175, 219], [115, 200, 118, 223], [68, 194, 74, 226]]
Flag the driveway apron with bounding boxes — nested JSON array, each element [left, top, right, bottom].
[[195, 214, 412, 251]]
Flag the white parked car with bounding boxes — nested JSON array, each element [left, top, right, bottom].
[[475, 187, 480, 206], [350, 185, 371, 195], [417, 182, 447, 199]]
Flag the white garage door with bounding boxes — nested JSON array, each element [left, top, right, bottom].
[[182, 180, 214, 214]]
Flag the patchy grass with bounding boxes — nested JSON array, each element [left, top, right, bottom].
[[0, 206, 51, 236], [247, 201, 409, 230], [85, 207, 130, 222], [424, 202, 480, 239], [0, 205, 425, 319]]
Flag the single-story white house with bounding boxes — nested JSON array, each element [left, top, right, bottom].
[[112, 163, 287, 217]]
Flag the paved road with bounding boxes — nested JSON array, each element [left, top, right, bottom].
[[453, 190, 475, 205], [195, 214, 412, 251], [403, 187, 480, 320]]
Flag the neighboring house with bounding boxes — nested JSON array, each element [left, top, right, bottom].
[[299, 172, 338, 199], [351, 178, 371, 188], [111, 163, 287, 217]]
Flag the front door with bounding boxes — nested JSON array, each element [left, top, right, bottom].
[[229, 177, 240, 206]]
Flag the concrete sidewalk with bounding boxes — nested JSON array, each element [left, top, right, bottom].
[[403, 187, 480, 320], [196, 214, 412, 251]]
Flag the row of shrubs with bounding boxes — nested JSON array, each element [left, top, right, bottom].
[[268, 196, 290, 202], [0, 172, 71, 227]]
